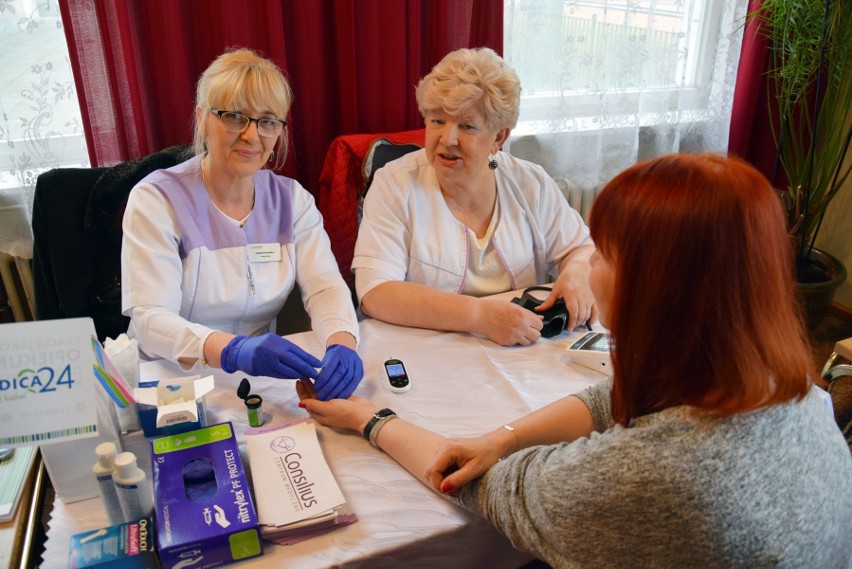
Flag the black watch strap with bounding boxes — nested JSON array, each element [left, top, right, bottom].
[[363, 408, 396, 441]]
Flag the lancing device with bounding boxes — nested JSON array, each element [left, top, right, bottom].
[[237, 378, 264, 427]]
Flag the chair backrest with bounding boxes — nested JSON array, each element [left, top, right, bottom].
[[317, 130, 425, 289], [359, 139, 423, 225], [823, 337, 852, 452], [31, 145, 191, 341]]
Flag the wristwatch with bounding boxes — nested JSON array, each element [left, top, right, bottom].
[[363, 408, 396, 441]]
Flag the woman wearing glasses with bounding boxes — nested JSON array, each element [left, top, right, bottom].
[[121, 48, 362, 400]]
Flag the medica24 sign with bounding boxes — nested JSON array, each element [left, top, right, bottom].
[[0, 318, 103, 448]]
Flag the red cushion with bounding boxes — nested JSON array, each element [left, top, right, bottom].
[[317, 129, 425, 287]]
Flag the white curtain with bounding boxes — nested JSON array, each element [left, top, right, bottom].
[[0, 0, 89, 260], [0, 0, 88, 321], [504, 0, 748, 217]]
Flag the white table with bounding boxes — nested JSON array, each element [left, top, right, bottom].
[[42, 317, 606, 568]]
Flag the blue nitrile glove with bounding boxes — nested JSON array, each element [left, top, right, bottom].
[[220, 334, 321, 379], [314, 344, 364, 400]]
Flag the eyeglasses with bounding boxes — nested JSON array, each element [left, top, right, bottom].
[[209, 108, 287, 138]]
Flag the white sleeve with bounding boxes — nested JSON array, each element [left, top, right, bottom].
[[290, 183, 359, 346], [534, 169, 591, 275], [351, 168, 412, 301], [121, 184, 215, 367]]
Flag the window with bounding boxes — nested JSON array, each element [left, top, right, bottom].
[[504, 0, 739, 135], [0, 0, 89, 257], [503, 0, 747, 211]]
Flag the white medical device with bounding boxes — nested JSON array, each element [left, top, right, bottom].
[[566, 332, 612, 374]]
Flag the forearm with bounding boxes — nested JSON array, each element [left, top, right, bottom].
[[558, 243, 594, 275], [501, 395, 595, 453], [359, 281, 484, 335], [367, 395, 596, 469], [372, 419, 449, 487], [131, 305, 224, 369], [326, 331, 357, 350], [301, 274, 360, 346], [375, 394, 596, 490], [203, 331, 236, 368]]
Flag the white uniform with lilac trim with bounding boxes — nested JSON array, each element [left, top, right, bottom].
[[121, 155, 357, 368], [352, 149, 590, 300]]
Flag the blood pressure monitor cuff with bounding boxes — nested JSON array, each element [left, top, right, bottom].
[[511, 286, 569, 338]]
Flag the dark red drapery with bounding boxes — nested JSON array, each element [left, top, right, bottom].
[[59, 0, 502, 193], [728, 1, 773, 173]]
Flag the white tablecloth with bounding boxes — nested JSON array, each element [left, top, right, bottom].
[[42, 317, 606, 568]]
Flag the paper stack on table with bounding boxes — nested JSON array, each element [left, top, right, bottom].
[[0, 446, 37, 523], [245, 419, 357, 545]]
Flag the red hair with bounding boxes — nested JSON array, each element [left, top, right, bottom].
[[589, 153, 813, 425]]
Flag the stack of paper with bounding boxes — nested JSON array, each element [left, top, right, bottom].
[[245, 419, 357, 545], [0, 446, 38, 523]]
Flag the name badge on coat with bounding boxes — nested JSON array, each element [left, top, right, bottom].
[[247, 243, 282, 262]]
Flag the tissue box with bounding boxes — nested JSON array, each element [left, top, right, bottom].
[[151, 423, 262, 569], [68, 517, 157, 568], [135, 375, 213, 438]]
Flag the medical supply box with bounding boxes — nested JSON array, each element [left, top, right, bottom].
[[150, 422, 262, 569], [68, 517, 157, 569], [135, 375, 213, 438]]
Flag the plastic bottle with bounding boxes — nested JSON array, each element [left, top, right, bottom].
[[112, 451, 153, 521], [92, 442, 124, 525]]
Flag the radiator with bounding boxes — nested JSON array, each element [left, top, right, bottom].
[[554, 178, 601, 223]]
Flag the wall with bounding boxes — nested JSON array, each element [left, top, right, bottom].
[[815, 105, 852, 310]]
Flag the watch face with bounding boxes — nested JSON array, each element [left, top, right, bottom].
[[375, 408, 395, 418]]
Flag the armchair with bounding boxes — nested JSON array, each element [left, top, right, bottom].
[[31, 146, 191, 341], [822, 337, 852, 451], [317, 129, 425, 290]]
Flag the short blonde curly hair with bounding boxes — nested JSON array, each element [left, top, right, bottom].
[[193, 48, 293, 170], [415, 47, 520, 132]]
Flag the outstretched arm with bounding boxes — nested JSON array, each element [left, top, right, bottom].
[[360, 281, 545, 346], [296, 380, 596, 493]]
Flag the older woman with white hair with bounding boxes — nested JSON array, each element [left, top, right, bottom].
[[353, 48, 594, 346], [121, 48, 363, 400]]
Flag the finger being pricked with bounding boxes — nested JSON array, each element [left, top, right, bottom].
[[296, 378, 317, 400]]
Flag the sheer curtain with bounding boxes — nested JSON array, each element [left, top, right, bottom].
[[0, 0, 89, 320], [504, 0, 748, 215]]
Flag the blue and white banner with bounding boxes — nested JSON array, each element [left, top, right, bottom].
[[0, 318, 100, 448]]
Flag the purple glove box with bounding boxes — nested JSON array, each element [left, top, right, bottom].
[[150, 422, 262, 568]]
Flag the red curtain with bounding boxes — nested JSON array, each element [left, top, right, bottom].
[[59, 0, 502, 193], [728, 0, 782, 186]]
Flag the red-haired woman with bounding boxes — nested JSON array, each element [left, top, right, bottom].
[[298, 154, 852, 567]]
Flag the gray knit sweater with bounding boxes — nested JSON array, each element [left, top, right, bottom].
[[458, 379, 852, 568]]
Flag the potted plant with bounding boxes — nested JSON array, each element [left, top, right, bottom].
[[751, 0, 851, 328]]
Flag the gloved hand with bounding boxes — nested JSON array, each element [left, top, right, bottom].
[[220, 334, 321, 379], [314, 344, 364, 400]]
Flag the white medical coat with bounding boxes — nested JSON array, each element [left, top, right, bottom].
[[121, 155, 357, 367], [353, 149, 590, 300]]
